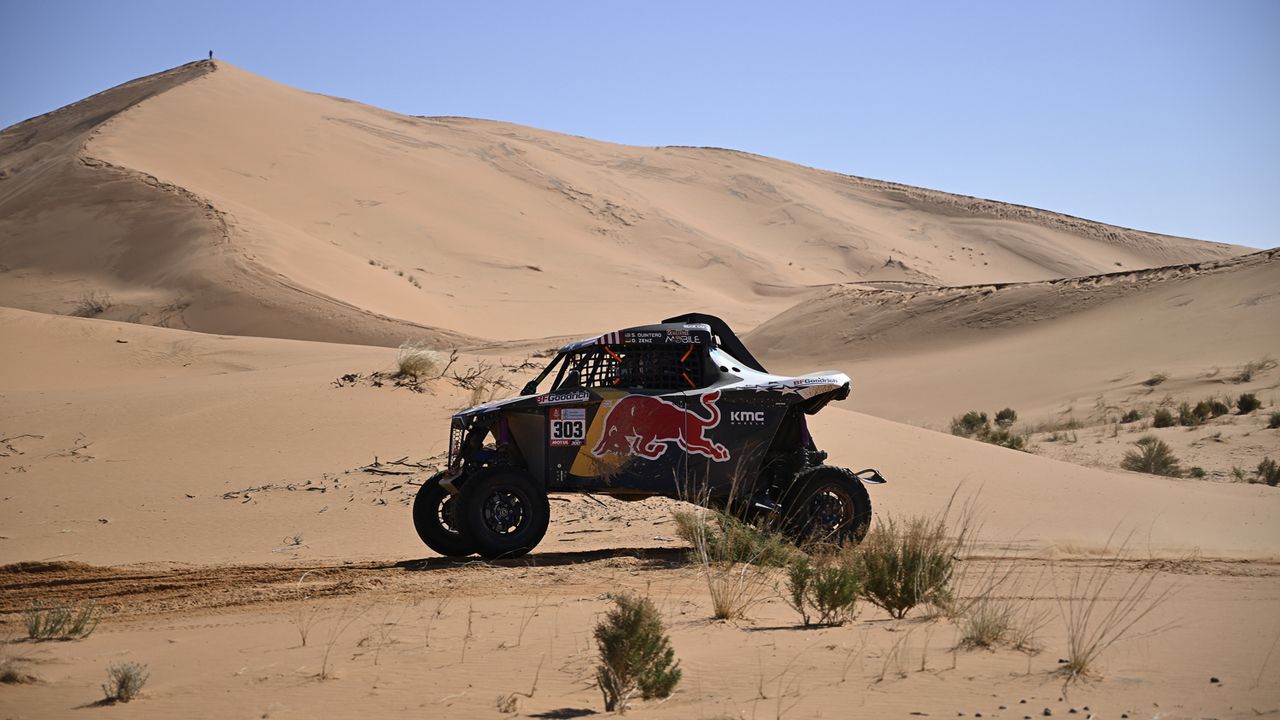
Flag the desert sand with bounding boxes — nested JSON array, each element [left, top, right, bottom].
[[1, 60, 1277, 718]]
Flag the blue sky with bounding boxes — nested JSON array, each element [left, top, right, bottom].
[[3, 1, 1276, 248]]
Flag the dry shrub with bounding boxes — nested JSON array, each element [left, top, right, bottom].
[[395, 341, 442, 379], [1255, 458, 1280, 487], [1054, 541, 1174, 683], [70, 290, 112, 317], [676, 507, 783, 620], [595, 593, 681, 713], [102, 662, 148, 703], [1120, 436, 1182, 477]]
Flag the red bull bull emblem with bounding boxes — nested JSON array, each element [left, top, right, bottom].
[[591, 390, 730, 462]]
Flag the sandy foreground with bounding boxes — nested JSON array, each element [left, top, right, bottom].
[[2, 308, 1278, 718], [1, 60, 1278, 718]]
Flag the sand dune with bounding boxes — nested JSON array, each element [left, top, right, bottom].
[[751, 248, 1280, 426], [0, 61, 1244, 344], [3, 61, 1278, 718]]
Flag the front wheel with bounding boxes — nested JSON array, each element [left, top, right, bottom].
[[412, 475, 475, 557], [453, 467, 550, 560], [780, 466, 872, 546]]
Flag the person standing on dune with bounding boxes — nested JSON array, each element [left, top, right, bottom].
[[208, 50, 213, 60]]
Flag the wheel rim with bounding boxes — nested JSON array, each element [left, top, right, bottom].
[[481, 488, 527, 535], [437, 494, 460, 534], [807, 485, 854, 537]]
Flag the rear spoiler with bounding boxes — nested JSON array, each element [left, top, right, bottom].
[[662, 312, 768, 374]]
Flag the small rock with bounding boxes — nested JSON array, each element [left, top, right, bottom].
[[115, 339, 128, 343], [1044, 710, 1052, 717], [975, 714, 982, 719], [999, 707, 1007, 711], [1057, 658, 1068, 664], [1020, 700, 1028, 705], [1121, 715, 1129, 719], [1210, 676, 1220, 683], [1069, 710, 1078, 715]]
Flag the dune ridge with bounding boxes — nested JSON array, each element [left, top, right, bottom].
[[1, 61, 1247, 345]]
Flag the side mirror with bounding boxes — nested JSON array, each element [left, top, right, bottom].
[[521, 380, 538, 396]]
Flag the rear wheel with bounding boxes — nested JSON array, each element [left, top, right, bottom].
[[412, 476, 474, 557], [781, 466, 872, 546], [454, 467, 550, 560]]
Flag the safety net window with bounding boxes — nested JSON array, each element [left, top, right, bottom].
[[563, 345, 704, 391]]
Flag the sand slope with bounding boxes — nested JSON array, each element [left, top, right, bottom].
[[750, 249, 1280, 426], [2, 307, 1274, 566], [1, 61, 1245, 344]]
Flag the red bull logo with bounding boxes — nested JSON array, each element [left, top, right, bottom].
[[591, 390, 730, 462]]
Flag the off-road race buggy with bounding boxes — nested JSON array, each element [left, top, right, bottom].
[[413, 313, 886, 559]]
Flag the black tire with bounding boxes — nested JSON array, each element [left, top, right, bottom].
[[453, 467, 550, 560], [780, 466, 873, 546], [412, 476, 475, 557]]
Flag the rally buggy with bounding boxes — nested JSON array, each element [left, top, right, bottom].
[[413, 313, 886, 559]]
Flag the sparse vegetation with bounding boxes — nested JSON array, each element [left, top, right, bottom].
[[1269, 412, 1280, 429], [784, 552, 862, 627], [671, 508, 796, 567], [1177, 402, 1200, 427], [594, 593, 681, 713], [1151, 408, 1175, 428], [0, 656, 38, 685], [102, 662, 148, 703], [1255, 458, 1280, 487], [950, 409, 1028, 452], [1142, 372, 1168, 388], [395, 341, 443, 379], [1054, 543, 1174, 683], [679, 507, 781, 620], [1188, 466, 1207, 479], [958, 592, 1046, 653], [1120, 409, 1142, 424], [70, 290, 113, 318], [858, 511, 969, 619], [1237, 393, 1261, 415], [1120, 436, 1183, 477], [23, 601, 100, 641], [1230, 356, 1276, 384], [950, 411, 989, 438]]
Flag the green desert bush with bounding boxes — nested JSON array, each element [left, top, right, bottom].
[[950, 411, 989, 438], [1120, 436, 1183, 478], [950, 409, 1028, 451], [24, 601, 100, 641], [595, 593, 681, 713], [671, 509, 796, 568], [784, 552, 862, 627], [1269, 412, 1280, 429], [395, 341, 443, 379], [858, 512, 969, 619], [1237, 393, 1262, 415], [1255, 458, 1280, 487], [102, 662, 148, 703], [1177, 403, 1200, 427], [1188, 467, 1207, 479], [1151, 408, 1176, 428], [984, 428, 1027, 451], [1120, 409, 1143, 424]]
